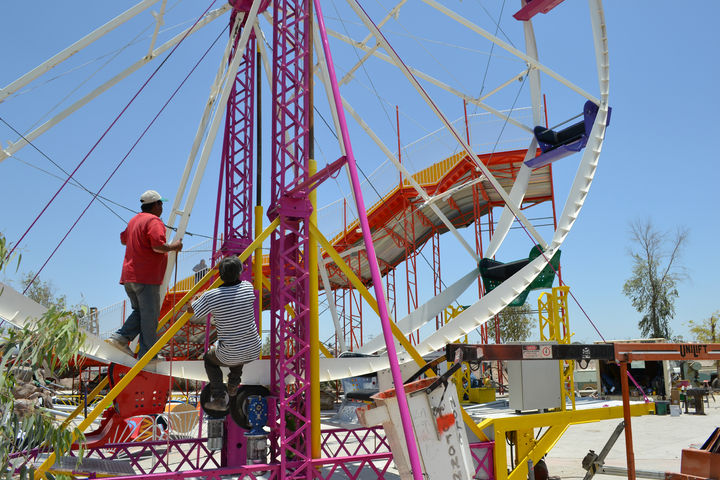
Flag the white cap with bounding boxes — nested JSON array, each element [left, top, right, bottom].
[[140, 190, 168, 204]]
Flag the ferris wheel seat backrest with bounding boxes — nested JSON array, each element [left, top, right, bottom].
[[479, 245, 561, 307], [526, 100, 611, 170]]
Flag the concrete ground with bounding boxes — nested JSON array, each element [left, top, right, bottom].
[[544, 398, 719, 478]]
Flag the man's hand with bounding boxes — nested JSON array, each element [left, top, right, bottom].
[[181, 294, 200, 315], [152, 239, 183, 254]]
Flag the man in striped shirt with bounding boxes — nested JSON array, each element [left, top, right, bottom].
[[189, 256, 261, 410]]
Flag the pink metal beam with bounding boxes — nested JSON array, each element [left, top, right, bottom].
[[269, 0, 313, 477], [513, 0, 566, 21], [313, 2, 424, 479]]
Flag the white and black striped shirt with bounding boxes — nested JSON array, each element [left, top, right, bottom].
[[191, 281, 261, 365]]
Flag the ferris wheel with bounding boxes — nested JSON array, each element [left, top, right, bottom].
[[0, 1, 609, 478], [0, 0, 608, 353]]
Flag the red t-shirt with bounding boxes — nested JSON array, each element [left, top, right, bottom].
[[120, 213, 168, 285]]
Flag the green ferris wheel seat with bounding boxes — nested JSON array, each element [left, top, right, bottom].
[[479, 245, 561, 307]]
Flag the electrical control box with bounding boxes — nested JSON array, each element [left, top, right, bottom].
[[507, 342, 561, 412]]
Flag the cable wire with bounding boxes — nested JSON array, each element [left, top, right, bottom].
[[20, 2, 223, 293]]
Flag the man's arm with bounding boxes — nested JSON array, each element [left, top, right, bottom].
[[120, 229, 127, 246], [152, 239, 183, 254]]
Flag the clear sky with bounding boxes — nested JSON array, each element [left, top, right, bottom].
[[0, 1, 718, 345]]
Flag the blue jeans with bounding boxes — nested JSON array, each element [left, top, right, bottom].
[[115, 282, 161, 358]]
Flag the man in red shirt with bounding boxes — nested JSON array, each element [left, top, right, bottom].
[[106, 190, 182, 360]]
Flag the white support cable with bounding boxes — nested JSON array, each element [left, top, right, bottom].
[[165, 13, 244, 234], [161, 1, 264, 292], [326, 28, 532, 134], [146, 0, 168, 58], [317, 250, 346, 353], [484, 13, 544, 259], [0, 0, 163, 103], [420, 175, 485, 207], [482, 148, 534, 259], [340, 95, 478, 260], [345, 0, 548, 251], [421, 0, 600, 106], [339, 0, 409, 86], [0, 5, 231, 163], [356, 267, 479, 355], [478, 68, 531, 103]]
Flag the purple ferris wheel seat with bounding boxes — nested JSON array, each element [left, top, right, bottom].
[[525, 100, 611, 170]]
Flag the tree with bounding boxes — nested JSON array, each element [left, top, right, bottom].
[[496, 303, 535, 343], [622, 219, 687, 339], [21, 272, 68, 310], [687, 311, 719, 377], [0, 233, 85, 478]]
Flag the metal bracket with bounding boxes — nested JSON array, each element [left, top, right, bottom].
[[582, 421, 625, 480]]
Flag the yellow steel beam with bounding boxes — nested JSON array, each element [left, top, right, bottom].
[[310, 223, 379, 313], [492, 403, 653, 431], [59, 376, 109, 430], [508, 424, 568, 480], [254, 205, 265, 334], [260, 268, 334, 359], [310, 160, 321, 460], [157, 216, 280, 330], [36, 308, 201, 478], [490, 403, 654, 480]]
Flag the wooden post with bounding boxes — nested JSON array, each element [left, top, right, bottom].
[[620, 360, 636, 480]]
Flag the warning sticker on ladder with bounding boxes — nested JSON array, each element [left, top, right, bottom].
[[521, 344, 552, 359]]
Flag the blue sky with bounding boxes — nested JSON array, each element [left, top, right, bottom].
[[0, 1, 718, 344]]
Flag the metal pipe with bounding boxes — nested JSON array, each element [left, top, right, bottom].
[[620, 361, 636, 480], [309, 160, 321, 460], [599, 465, 665, 479], [313, 2, 424, 479]]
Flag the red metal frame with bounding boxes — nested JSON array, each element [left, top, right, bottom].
[[402, 193, 419, 344], [346, 251, 364, 350], [431, 231, 444, 329]]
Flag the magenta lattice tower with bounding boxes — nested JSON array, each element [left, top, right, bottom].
[[214, 10, 256, 280], [268, 0, 313, 477], [215, 8, 260, 468]]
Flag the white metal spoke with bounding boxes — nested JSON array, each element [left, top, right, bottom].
[[326, 28, 532, 133], [165, 12, 243, 233], [345, 0, 548, 250], [161, 1, 263, 292], [313, 21, 346, 155], [339, 0, 409, 86], [146, 0, 168, 58], [0, 0, 163, 103], [340, 95, 478, 260], [253, 22, 273, 89], [318, 252, 346, 353], [421, 0, 600, 105], [478, 68, 531, 102], [0, 5, 230, 164], [484, 12, 545, 259]]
